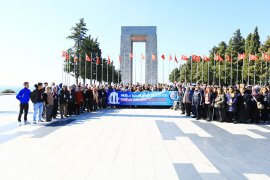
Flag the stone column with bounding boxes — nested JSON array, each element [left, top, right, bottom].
[[120, 34, 132, 84], [145, 34, 158, 84]]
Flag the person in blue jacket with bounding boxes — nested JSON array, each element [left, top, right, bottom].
[[16, 82, 31, 126]]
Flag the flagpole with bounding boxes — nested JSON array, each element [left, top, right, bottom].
[[219, 60, 221, 86], [84, 55, 86, 86], [96, 55, 98, 84], [236, 54, 239, 84], [174, 58, 176, 82], [107, 55, 109, 83], [213, 54, 216, 85], [202, 60, 204, 83], [265, 59, 268, 85], [179, 65, 181, 83], [191, 57, 193, 83], [185, 63, 187, 85], [163, 57, 164, 83], [260, 54, 263, 86], [102, 57, 104, 84], [242, 55, 244, 83], [141, 54, 142, 84], [225, 56, 227, 85], [196, 61, 198, 83], [208, 60, 210, 85], [230, 53, 233, 86], [248, 54, 250, 85], [90, 53, 93, 85], [168, 56, 170, 83], [68, 51, 71, 86], [254, 60, 256, 85]]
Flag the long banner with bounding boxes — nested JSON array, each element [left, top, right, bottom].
[[107, 91, 178, 106]]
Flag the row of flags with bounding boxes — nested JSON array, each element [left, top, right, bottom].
[[62, 51, 270, 64]]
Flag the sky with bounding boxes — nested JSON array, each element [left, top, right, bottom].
[[0, 0, 270, 86]]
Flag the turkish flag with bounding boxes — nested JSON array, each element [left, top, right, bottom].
[[152, 54, 157, 61], [169, 54, 172, 61], [108, 56, 111, 64], [225, 54, 231, 62], [203, 55, 210, 61], [238, 53, 246, 60], [263, 53, 270, 61], [249, 54, 258, 61], [65, 53, 69, 61], [192, 55, 201, 62], [96, 56, 100, 65], [129, 53, 133, 60], [174, 55, 178, 63], [181, 55, 189, 61], [214, 54, 223, 61], [161, 54, 165, 60], [86, 54, 91, 62]]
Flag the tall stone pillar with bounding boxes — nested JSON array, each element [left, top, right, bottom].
[[120, 26, 157, 85]]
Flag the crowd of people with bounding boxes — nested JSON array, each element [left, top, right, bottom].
[[178, 83, 270, 124], [16, 82, 108, 126], [15, 81, 270, 126]]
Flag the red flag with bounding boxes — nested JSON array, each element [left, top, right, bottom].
[[96, 56, 100, 65], [238, 53, 246, 60], [152, 54, 156, 61], [74, 54, 78, 62], [203, 55, 210, 61], [249, 54, 258, 61], [263, 53, 270, 61], [161, 54, 165, 60], [181, 55, 189, 61], [214, 54, 223, 61], [108, 55, 111, 64], [225, 54, 231, 62], [174, 55, 178, 63], [141, 53, 145, 60], [65, 53, 69, 60], [129, 53, 133, 60], [118, 55, 122, 62], [86, 54, 91, 62], [192, 55, 201, 62], [169, 54, 172, 61]]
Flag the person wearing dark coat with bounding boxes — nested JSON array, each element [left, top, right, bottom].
[[192, 86, 203, 120], [59, 85, 69, 118], [51, 86, 59, 119], [250, 86, 263, 124], [226, 87, 238, 123], [237, 88, 247, 123], [261, 87, 270, 123], [84, 87, 94, 112]]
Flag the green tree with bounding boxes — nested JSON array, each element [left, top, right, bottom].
[[169, 68, 180, 82], [65, 18, 120, 85]]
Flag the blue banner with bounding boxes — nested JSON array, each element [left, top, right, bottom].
[[107, 91, 178, 106]]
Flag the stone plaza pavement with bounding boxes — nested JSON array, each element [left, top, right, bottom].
[[1, 96, 270, 179]]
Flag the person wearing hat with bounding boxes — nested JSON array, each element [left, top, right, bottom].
[[16, 82, 31, 126], [30, 82, 44, 124]]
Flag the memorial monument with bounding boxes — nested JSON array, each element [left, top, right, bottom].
[[120, 26, 158, 84]]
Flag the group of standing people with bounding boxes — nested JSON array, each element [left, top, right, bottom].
[[180, 84, 270, 124], [16, 82, 107, 126]]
